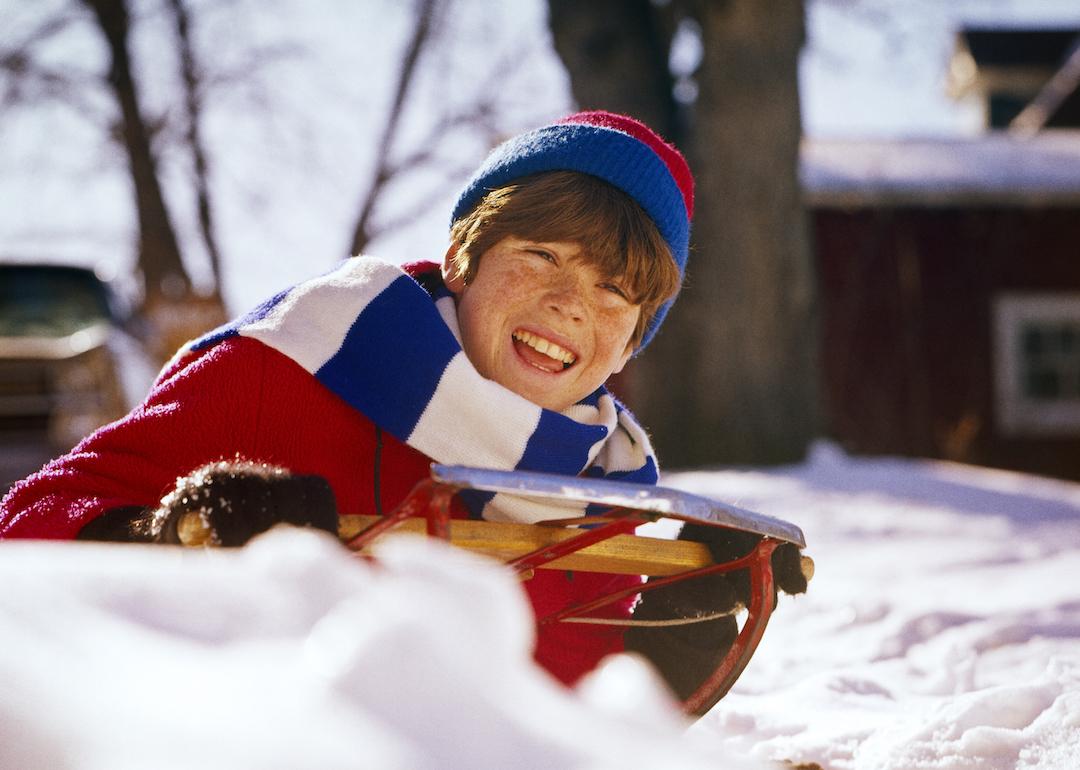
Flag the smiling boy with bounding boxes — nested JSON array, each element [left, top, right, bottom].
[[444, 165, 681, 413], [0, 111, 694, 685]]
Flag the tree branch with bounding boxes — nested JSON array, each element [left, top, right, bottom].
[[166, 0, 224, 297], [347, 0, 439, 256]]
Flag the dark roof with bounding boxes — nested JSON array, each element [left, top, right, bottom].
[[961, 28, 1080, 70]]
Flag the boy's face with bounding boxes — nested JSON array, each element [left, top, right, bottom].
[[443, 236, 640, 412]]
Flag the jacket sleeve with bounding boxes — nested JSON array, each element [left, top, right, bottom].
[[0, 339, 272, 539]]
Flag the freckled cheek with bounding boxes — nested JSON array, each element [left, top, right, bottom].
[[475, 301, 512, 365], [596, 308, 638, 349]]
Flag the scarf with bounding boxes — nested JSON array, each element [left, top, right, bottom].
[[187, 257, 659, 523]]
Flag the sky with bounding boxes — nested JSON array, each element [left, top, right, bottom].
[[2, 443, 1078, 768], [801, 0, 1080, 137], [4, 0, 1080, 317]]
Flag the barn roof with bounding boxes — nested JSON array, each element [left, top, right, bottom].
[[801, 132, 1080, 207]]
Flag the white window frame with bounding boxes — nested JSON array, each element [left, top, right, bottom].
[[994, 292, 1080, 436]]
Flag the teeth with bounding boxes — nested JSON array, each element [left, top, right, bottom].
[[513, 330, 576, 365]]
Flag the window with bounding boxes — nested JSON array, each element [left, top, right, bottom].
[[994, 293, 1080, 435]]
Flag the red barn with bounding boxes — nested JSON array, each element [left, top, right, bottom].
[[803, 133, 1080, 481]]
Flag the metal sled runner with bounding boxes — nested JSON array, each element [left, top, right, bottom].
[[340, 464, 807, 716]]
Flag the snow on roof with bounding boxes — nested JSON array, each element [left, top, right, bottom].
[[801, 131, 1080, 206]]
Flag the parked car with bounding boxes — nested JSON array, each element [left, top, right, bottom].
[[0, 263, 155, 452]]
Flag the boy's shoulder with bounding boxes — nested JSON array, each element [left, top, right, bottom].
[[154, 334, 293, 393]]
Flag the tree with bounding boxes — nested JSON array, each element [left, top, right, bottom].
[[547, 0, 677, 137], [165, 0, 225, 299], [348, 0, 440, 256], [1, 0, 242, 360], [81, 0, 192, 307], [547, 0, 819, 467], [347, 0, 558, 257]]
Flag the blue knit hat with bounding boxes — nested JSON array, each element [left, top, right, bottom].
[[451, 111, 694, 350]]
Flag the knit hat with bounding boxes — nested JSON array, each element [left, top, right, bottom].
[[450, 110, 694, 350]]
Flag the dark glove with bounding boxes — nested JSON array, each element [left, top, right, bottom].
[[624, 522, 810, 703], [678, 523, 810, 605], [153, 461, 339, 546], [78, 461, 339, 546], [76, 506, 153, 542]]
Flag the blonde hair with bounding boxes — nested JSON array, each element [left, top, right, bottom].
[[448, 171, 681, 349]]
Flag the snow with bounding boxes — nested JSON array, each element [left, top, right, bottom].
[[0, 531, 725, 770], [801, 132, 1080, 205], [3, 443, 1079, 768], [673, 443, 1080, 769]]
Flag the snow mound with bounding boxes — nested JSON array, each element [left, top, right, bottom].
[[0, 529, 733, 770]]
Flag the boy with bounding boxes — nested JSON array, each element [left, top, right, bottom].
[[0, 111, 718, 686]]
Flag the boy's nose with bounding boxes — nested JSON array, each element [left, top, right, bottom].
[[544, 279, 586, 322]]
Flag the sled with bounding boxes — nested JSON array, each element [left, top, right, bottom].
[[340, 464, 807, 716]]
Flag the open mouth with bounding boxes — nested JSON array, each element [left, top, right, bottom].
[[512, 329, 577, 372]]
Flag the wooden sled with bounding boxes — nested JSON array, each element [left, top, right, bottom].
[[340, 464, 807, 716]]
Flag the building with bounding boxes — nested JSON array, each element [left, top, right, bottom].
[[948, 26, 1080, 131], [803, 133, 1080, 480]]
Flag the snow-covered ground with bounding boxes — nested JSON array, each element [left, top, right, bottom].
[[676, 443, 1080, 769], [2, 442, 1078, 769]]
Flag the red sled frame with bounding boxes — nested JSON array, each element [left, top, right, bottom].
[[343, 464, 806, 716]]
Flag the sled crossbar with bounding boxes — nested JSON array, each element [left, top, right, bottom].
[[340, 513, 714, 576], [341, 464, 806, 716]]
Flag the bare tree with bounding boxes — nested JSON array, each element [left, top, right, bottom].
[[0, 12, 96, 114], [547, 0, 819, 467], [347, 0, 539, 257], [1, 1, 236, 359], [80, 0, 231, 360], [348, 0, 438, 256], [166, 0, 225, 299], [81, 0, 192, 307]]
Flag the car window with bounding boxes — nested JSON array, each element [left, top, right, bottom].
[[0, 267, 114, 337]]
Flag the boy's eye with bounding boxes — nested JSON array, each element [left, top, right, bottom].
[[599, 282, 629, 300], [529, 249, 557, 264]]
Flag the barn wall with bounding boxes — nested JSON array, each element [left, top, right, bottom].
[[813, 206, 1080, 480]]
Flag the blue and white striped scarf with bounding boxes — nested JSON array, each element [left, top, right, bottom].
[[188, 257, 659, 523]]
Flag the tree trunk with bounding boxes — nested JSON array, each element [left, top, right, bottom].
[[547, 0, 677, 138], [638, 0, 818, 467], [82, 0, 191, 306], [548, 0, 819, 467]]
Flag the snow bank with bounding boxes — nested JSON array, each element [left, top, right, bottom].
[[0, 530, 729, 770], [672, 443, 1080, 769], [3, 444, 1079, 768]]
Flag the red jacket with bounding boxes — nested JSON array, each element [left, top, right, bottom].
[[0, 335, 636, 684]]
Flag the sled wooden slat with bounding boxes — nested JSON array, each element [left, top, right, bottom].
[[339, 514, 712, 576]]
